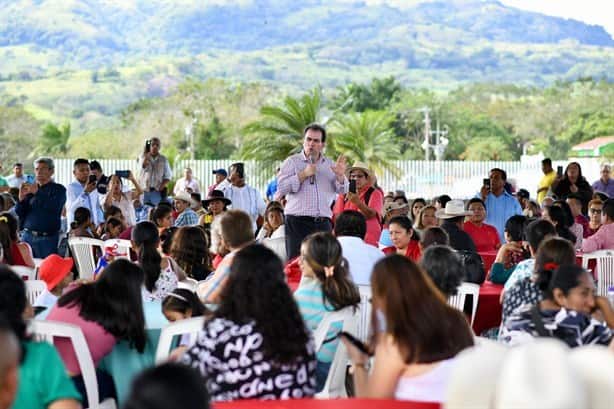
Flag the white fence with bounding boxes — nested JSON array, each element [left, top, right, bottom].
[[51, 157, 603, 200]]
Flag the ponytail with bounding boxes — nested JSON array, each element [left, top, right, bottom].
[[139, 244, 162, 292]]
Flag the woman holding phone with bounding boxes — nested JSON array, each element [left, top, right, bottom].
[[332, 162, 383, 246], [341, 255, 473, 402], [100, 172, 143, 227]]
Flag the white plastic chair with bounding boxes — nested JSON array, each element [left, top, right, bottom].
[[177, 277, 199, 291], [10, 265, 35, 280], [29, 320, 117, 409], [68, 237, 104, 280], [155, 316, 205, 364], [313, 305, 359, 399], [25, 280, 46, 305], [583, 250, 614, 296], [449, 282, 480, 326], [357, 285, 372, 342], [102, 239, 132, 260]]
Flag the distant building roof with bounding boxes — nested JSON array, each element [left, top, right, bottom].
[[572, 136, 614, 151]]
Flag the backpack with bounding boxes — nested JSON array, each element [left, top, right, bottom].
[[457, 250, 486, 284]]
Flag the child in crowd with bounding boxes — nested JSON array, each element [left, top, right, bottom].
[[100, 217, 122, 241], [33, 254, 74, 310]]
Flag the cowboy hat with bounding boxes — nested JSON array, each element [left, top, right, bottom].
[[174, 191, 196, 207], [203, 189, 231, 207], [435, 199, 473, 219], [346, 161, 372, 179]]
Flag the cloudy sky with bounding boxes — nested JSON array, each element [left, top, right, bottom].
[[499, 0, 614, 37]]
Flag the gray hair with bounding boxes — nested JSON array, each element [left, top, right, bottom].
[[33, 157, 54, 170]]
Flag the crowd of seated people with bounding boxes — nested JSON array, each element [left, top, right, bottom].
[[0, 149, 613, 408]]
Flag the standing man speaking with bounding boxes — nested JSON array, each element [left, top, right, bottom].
[[276, 124, 348, 259]]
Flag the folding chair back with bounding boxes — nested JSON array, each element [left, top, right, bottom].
[[68, 237, 104, 280]]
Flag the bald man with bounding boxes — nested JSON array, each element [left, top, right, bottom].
[[0, 324, 19, 409]]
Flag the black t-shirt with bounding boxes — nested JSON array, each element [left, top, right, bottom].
[[182, 318, 317, 401]]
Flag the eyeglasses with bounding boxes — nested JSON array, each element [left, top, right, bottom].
[[589, 208, 603, 214]]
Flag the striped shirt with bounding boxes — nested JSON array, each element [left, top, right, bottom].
[[294, 277, 341, 363], [276, 151, 347, 218]]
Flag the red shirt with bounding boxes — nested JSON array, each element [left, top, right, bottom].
[[463, 221, 501, 252], [332, 185, 383, 247], [383, 240, 422, 262]]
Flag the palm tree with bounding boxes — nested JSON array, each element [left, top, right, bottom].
[[329, 110, 402, 178], [31, 122, 71, 158], [240, 88, 321, 173]]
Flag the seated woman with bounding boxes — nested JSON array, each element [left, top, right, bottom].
[[500, 264, 614, 348], [585, 198, 603, 237], [413, 205, 438, 238], [420, 245, 464, 298], [542, 205, 577, 245], [68, 207, 98, 239], [100, 217, 122, 241], [0, 265, 81, 409], [0, 211, 34, 267], [378, 201, 409, 248], [151, 204, 174, 237], [419, 226, 449, 252], [199, 189, 230, 228], [256, 201, 286, 262], [294, 232, 360, 391], [170, 226, 211, 281], [501, 237, 576, 322], [553, 199, 583, 250], [341, 255, 474, 402], [582, 198, 614, 252], [489, 215, 529, 285], [46, 259, 147, 407], [132, 221, 185, 301], [100, 173, 142, 228], [383, 216, 421, 261], [182, 244, 317, 401], [463, 198, 500, 252], [410, 198, 426, 222]]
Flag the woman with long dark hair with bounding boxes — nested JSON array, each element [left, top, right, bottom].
[[341, 255, 473, 402], [132, 221, 186, 301], [47, 259, 147, 406], [0, 211, 34, 267], [501, 264, 614, 348], [68, 206, 98, 239], [182, 244, 316, 401], [543, 205, 577, 245], [552, 162, 593, 212], [169, 226, 211, 280], [0, 266, 81, 409], [295, 232, 360, 390]]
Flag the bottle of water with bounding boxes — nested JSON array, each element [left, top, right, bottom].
[[607, 286, 614, 308]]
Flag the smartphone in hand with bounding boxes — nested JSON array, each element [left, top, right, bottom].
[[557, 166, 563, 177], [88, 174, 97, 184], [349, 179, 357, 194], [115, 170, 130, 178], [339, 331, 373, 356], [483, 178, 490, 188]]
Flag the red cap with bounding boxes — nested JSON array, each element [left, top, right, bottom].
[[38, 254, 74, 291]]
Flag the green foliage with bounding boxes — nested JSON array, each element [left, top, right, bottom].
[[329, 111, 402, 177], [240, 88, 322, 172], [34, 122, 71, 158], [194, 115, 234, 159], [329, 77, 402, 113]]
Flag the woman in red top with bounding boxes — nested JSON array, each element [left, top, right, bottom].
[[463, 198, 501, 252], [0, 211, 35, 267], [332, 162, 383, 247], [382, 216, 421, 261]]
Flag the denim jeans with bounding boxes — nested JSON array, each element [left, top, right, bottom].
[[21, 231, 59, 258], [315, 360, 332, 392]]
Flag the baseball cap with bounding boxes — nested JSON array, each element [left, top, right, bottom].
[[38, 254, 74, 291], [212, 169, 227, 177]]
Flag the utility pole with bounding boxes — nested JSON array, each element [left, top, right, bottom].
[[419, 107, 449, 162], [419, 107, 431, 161]]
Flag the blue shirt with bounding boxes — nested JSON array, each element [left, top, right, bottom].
[[174, 208, 199, 227], [266, 178, 278, 201], [482, 190, 523, 242], [592, 179, 614, 198], [16, 182, 67, 234]]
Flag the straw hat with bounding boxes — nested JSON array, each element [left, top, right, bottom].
[[174, 191, 196, 207], [435, 199, 473, 219], [346, 161, 372, 178]]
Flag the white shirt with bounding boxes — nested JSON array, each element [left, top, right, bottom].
[[6, 174, 27, 188], [66, 180, 104, 226], [33, 289, 58, 309], [225, 184, 266, 231], [173, 177, 201, 195], [337, 236, 385, 285]]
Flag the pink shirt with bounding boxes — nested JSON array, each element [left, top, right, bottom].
[[582, 223, 614, 253], [332, 185, 383, 246], [276, 151, 347, 218], [47, 302, 116, 375]]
